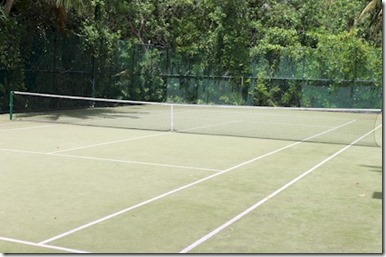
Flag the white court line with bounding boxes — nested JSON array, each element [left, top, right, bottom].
[[48, 131, 170, 154], [179, 124, 383, 253], [47, 120, 241, 154], [0, 236, 89, 253], [38, 119, 357, 245], [179, 121, 240, 132], [0, 124, 61, 132], [0, 147, 218, 172], [0, 148, 49, 155], [0, 122, 21, 127], [53, 153, 221, 172]]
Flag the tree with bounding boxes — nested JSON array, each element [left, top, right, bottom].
[[0, 0, 382, 109], [2, 0, 89, 28], [2, 0, 88, 14], [355, 0, 382, 43], [3, 0, 15, 13]]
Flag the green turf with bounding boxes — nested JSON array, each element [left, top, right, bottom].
[[0, 240, 70, 253], [189, 145, 382, 253], [0, 113, 382, 253]]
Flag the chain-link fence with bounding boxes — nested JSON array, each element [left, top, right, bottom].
[[0, 33, 382, 113]]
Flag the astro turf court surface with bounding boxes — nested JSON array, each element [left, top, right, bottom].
[[0, 113, 382, 253]]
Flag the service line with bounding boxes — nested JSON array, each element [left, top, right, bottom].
[[0, 147, 219, 172]]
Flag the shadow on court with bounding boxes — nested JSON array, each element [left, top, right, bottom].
[[360, 165, 382, 173], [372, 192, 382, 200]]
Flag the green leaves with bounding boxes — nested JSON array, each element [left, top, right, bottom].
[[0, 0, 382, 110], [355, 0, 382, 43]]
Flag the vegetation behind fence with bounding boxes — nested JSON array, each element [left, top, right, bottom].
[[0, 33, 381, 112], [0, 0, 382, 112]]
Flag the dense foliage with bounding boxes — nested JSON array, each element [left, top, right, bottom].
[[0, 0, 382, 111]]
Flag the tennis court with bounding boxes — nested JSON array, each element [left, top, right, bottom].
[[0, 93, 382, 253]]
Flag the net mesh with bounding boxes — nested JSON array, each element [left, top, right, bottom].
[[11, 91, 381, 147]]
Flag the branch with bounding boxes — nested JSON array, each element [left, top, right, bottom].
[[127, 15, 148, 51], [3, 0, 16, 14]]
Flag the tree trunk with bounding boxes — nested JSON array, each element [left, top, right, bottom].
[[3, 0, 16, 14]]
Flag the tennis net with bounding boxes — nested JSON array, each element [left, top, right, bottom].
[[10, 91, 382, 146]]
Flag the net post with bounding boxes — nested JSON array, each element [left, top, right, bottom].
[[9, 91, 14, 120], [170, 104, 174, 132]]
